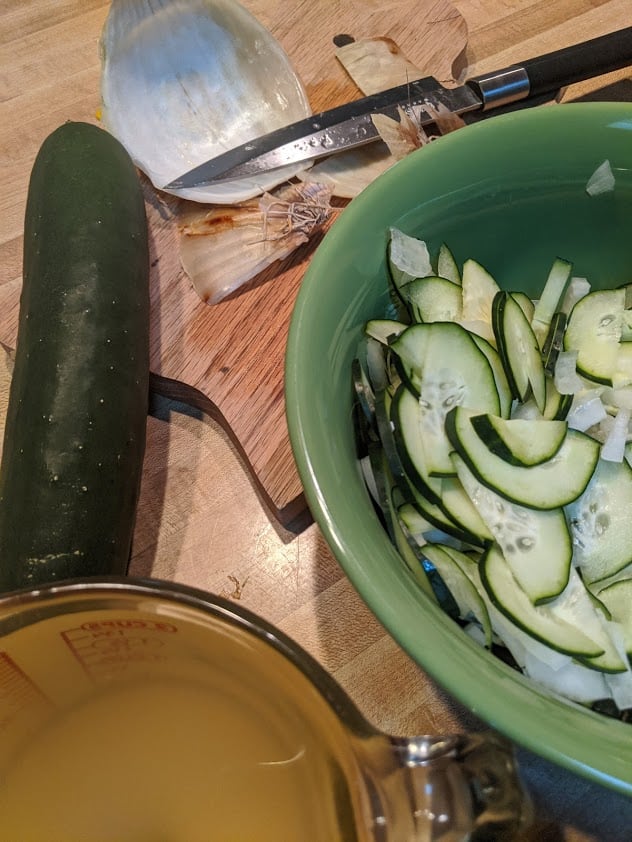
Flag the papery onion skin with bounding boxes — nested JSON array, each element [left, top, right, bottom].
[[100, 0, 312, 204]]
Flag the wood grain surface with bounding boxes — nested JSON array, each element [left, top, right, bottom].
[[1, 1, 629, 528], [2, 2, 632, 839], [1, 0, 470, 529]]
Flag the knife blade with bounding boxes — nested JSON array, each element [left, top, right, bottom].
[[165, 26, 632, 190]]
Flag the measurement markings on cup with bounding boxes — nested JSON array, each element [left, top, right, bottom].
[[61, 617, 179, 681], [0, 651, 51, 731]]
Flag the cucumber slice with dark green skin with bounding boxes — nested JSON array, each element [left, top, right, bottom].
[[453, 454, 571, 604], [422, 543, 493, 647], [470, 415, 567, 467], [0, 122, 149, 590], [351, 358, 377, 434], [402, 484, 486, 548], [392, 400, 490, 546], [389, 322, 500, 475], [390, 384, 443, 503], [567, 458, 632, 585], [375, 465, 435, 598], [446, 407, 599, 510], [542, 312, 567, 376], [460, 258, 500, 324], [531, 257, 572, 347], [390, 382, 457, 483], [548, 571, 627, 674], [438, 477, 493, 545], [596, 578, 632, 656], [544, 378, 573, 420], [492, 290, 546, 413], [480, 546, 604, 658], [511, 292, 535, 322], [468, 334, 512, 419], [511, 376, 572, 421], [365, 319, 407, 345], [401, 276, 462, 323], [437, 243, 460, 284], [563, 288, 626, 385], [374, 387, 416, 501]]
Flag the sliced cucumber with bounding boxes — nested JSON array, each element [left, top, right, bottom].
[[542, 311, 567, 376], [548, 570, 627, 674], [567, 457, 632, 584], [401, 276, 462, 323], [390, 381, 456, 478], [390, 384, 445, 495], [446, 407, 599, 509], [492, 290, 546, 413], [389, 323, 500, 475], [400, 492, 484, 549], [468, 334, 512, 419], [511, 291, 535, 322], [390, 321, 500, 405], [511, 376, 572, 421], [439, 477, 493, 545], [564, 288, 625, 384], [480, 545, 603, 657], [531, 257, 572, 347], [453, 454, 571, 603], [543, 377, 573, 420], [422, 543, 492, 647], [374, 387, 414, 499], [365, 319, 407, 345], [470, 415, 567, 467], [383, 488, 435, 597], [437, 243, 460, 284], [596, 578, 632, 657], [398, 502, 468, 552], [460, 258, 500, 325], [364, 336, 391, 392], [352, 357, 376, 428], [390, 394, 492, 543]]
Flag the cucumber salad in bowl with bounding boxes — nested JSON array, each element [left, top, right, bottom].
[[354, 227, 632, 719]]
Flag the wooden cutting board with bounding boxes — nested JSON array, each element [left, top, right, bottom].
[[0, 0, 468, 529]]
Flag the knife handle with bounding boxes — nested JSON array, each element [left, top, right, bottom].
[[469, 27, 632, 109]]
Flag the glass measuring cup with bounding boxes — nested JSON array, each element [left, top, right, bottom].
[[0, 577, 531, 840]]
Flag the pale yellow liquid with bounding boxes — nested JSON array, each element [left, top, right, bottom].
[[0, 604, 373, 841]]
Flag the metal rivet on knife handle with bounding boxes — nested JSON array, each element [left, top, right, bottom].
[[467, 67, 531, 110]]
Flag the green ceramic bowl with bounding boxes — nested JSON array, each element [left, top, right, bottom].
[[286, 102, 632, 794]]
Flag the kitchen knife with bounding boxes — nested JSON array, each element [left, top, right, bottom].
[[165, 27, 632, 189]]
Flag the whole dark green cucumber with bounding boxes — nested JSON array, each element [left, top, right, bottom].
[[0, 121, 149, 591]]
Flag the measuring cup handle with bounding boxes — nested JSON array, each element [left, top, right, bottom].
[[390, 731, 534, 840]]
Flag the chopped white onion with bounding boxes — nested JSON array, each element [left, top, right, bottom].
[[600, 407, 631, 462], [510, 398, 541, 420], [567, 390, 608, 431], [553, 349, 584, 394], [601, 386, 632, 412], [463, 622, 488, 649], [389, 228, 432, 278], [586, 159, 615, 196], [359, 455, 379, 504], [524, 653, 609, 703], [560, 276, 591, 315], [606, 669, 632, 711]]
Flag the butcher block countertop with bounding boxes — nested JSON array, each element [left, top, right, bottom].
[[2, 0, 632, 838]]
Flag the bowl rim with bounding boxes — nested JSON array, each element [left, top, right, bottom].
[[286, 101, 632, 796]]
